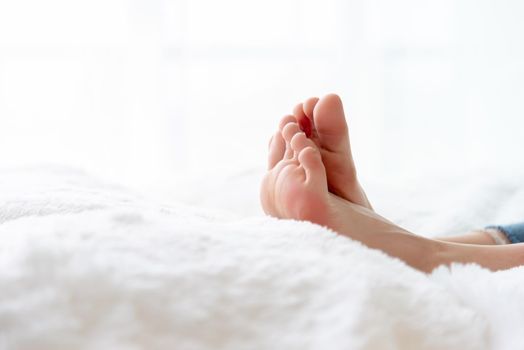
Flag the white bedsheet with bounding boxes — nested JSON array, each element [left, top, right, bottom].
[[0, 166, 523, 350]]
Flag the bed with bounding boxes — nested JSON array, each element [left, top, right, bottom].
[[1, 166, 523, 349]]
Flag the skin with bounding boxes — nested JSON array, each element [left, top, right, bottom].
[[289, 94, 500, 246], [260, 94, 524, 273]]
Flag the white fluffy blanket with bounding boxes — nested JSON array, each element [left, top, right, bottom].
[[1, 167, 523, 350]]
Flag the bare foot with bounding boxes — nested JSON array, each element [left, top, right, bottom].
[[278, 94, 372, 209]]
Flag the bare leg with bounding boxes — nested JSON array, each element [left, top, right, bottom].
[[438, 241, 524, 271], [437, 228, 509, 245]]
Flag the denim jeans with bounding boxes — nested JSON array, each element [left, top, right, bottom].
[[487, 222, 524, 244]]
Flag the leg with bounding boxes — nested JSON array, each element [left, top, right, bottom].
[[438, 241, 524, 271], [437, 229, 506, 245], [437, 222, 524, 245]]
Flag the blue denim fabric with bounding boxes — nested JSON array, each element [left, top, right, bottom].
[[486, 222, 524, 244]]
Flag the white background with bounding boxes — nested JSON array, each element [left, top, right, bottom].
[[1, 0, 524, 188]]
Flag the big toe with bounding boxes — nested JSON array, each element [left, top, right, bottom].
[[313, 94, 350, 153]]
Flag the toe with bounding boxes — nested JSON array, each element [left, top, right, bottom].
[[303, 97, 319, 119], [298, 147, 328, 187], [294, 100, 318, 139], [290, 131, 315, 154], [282, 122, 302, 158], [292, 103, 305, 120], [282, 122, 301, 143], [313, 93, 350, 153], [278, 114, 296, 131], [268, 131, 285, 169]]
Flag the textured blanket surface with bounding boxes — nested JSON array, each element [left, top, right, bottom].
[[0, 166, 523, 350]]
